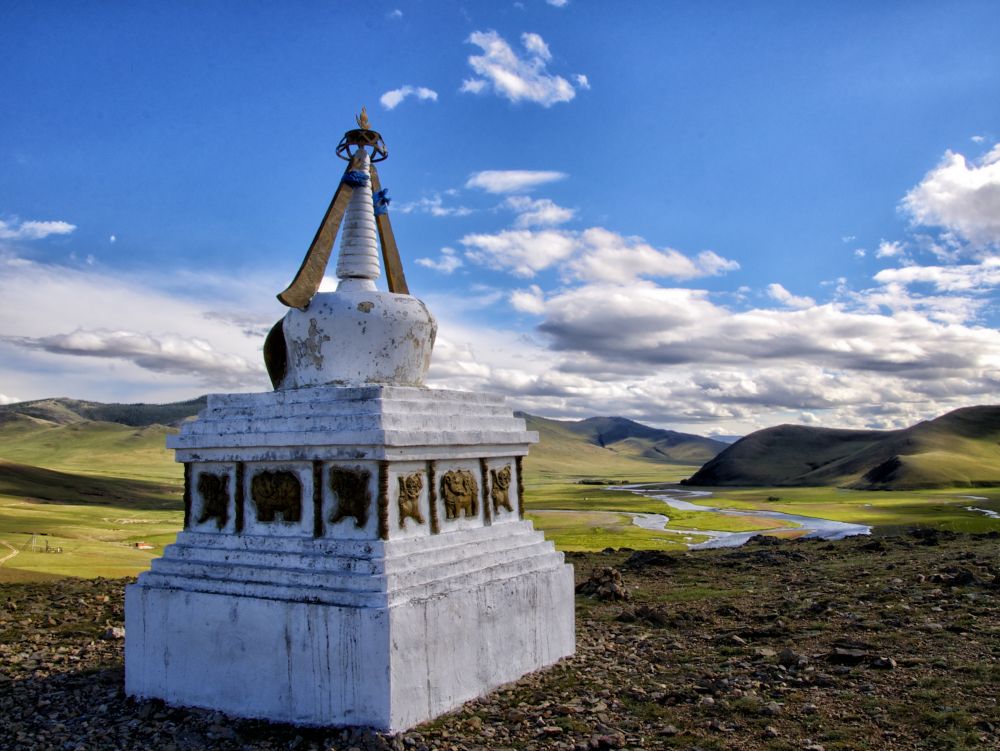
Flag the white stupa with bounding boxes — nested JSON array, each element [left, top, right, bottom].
[[124, 114, 575, 732]]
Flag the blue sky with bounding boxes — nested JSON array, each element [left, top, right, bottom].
[[2, 1, 998, 436]]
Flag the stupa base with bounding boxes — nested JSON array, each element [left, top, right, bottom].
[[125, 523, 574, 731]]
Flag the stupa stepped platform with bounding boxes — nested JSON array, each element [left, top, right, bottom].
[[169, 386, 536, 460], [136, 522, 564, 607]]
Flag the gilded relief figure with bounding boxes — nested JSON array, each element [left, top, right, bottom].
[[489, 465, 513, 514], [397, 473, 425, 527], [441, 469, 478, 520]]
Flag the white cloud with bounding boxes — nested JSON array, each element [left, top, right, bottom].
[[461, 30, 583, 107], [854, 248, 867, 258], [574, 73, 590, 90], [504, 196, 575, 227], [767, 283, 815, 310], [510, 284, 546, 314], [902, 143, 1000, 245], [546, 0, 569, 6], [388, 8, 403, 19], [415, 247, 464, 274], [0, 218, 76, 240], [109, 234, 117, 243], [12, 328, 262, 386], [873, 256, 1000, 294], [462, 229, 577, 277], [459, 225, 738, 282], [971, 135, 985, 144], [520, 32, 551, 60], [379, 85, 438, 110], [465, 169, 566, 193], [0, 393, 19, 405], [0, 253, 277, 400], [876, 239, 905, 258]]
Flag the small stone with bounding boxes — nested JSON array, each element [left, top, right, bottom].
[[101, 626, 125, 640], [802, 702, 819, 714], [869, 656, 897, 670], [764, 725, 780, 738], [763, 701, 783, 716], [778, 648, 806, 667], [699, 696, 715, 707]]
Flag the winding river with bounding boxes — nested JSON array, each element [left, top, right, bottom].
[[614, 484, 872, 549]]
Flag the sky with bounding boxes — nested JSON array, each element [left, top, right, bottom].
[[1, 1, 999, 438]]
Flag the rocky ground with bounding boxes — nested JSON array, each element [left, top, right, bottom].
[[1, 530, 998, 751]]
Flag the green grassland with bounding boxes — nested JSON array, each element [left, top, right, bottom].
[[685, 484, 1000, 534], [0, 402, 998, 577]]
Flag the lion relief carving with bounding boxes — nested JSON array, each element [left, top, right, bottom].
[[440, 469, 478, 520], [490, 465, 513, 514], [397, 473, 425, 528]]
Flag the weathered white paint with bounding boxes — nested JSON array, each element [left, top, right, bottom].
[[125, 522, 574, 730], [279, 148, 436, 390]]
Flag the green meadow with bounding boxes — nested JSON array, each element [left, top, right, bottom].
[[0, 407, 998, 577]]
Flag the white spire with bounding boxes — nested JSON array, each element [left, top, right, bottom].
[[335, 149, 381, 290]]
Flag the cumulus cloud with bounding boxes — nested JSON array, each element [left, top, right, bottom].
[[416, 247, 464, 274], [0, 393, 19, 405], [461, 30, 583, 107], [0, 218, 76, 240], [902, 143, 1000, 245], [379, 85, 438, 110], [766, 283, 815, 310], [504, 196, 575, 227], [465, 169, 566, 193]]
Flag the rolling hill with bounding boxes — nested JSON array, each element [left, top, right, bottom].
[[684, 405, 1000, 490], [519, 413, 728, 478]]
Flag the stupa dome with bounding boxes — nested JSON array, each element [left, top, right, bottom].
[[275, 148, 437, 389]]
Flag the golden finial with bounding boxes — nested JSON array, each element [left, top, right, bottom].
[[356, 107, 371, 130]]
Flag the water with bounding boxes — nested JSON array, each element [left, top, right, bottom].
[[615, 484, 872, 549]]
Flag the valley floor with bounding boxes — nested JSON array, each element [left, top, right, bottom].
[[1, 531, 998, 750]]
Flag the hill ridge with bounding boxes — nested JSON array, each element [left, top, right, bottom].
[[684, 405, 1000, 490]]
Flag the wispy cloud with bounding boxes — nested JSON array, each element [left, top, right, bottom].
[[465, 169, 566, 193], [0, 218, 76, 241], [380, 85, 438, 110], [461, 30, 585, 107], [396, 194, 473, 217], [10, 329, 263, 386]]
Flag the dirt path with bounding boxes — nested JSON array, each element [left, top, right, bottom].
[[0, 539, 19, 566]]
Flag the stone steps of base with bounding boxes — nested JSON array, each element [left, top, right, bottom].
[[196, 399, 515, 423], [165, 525, 547, 575], [169, 522, 544, 557], [168, 428, 536, 450], [151, 536, 555, 593], [138, 550, 564, 608], [203, 386, 507, 410], [178, 413, 528, 438]]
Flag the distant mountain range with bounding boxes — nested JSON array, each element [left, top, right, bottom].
[[0, 396, 207, 428], [684, 405, 1000, 490]]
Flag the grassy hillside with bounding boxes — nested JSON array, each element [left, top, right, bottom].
[[0, 396, 206, 427], [520, 412, 725, 480], [686, 405, 1000, 489]]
